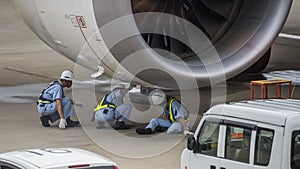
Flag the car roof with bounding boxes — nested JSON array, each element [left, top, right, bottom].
[[0, 148, 115, 168], [206, 99, 300, 126]]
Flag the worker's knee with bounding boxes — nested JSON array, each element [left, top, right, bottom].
[[148, 118, 156, 123], [62, 97, 71, 105], [167, 123, 183, 134], [149, 118, 158, 123], [117, 103, 132, 112]]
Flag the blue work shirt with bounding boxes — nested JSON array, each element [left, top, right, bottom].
[[106, 89, 125, 107], [41, 80, 64, 102]]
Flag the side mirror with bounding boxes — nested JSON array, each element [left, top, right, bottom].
[[187, 135, 200, 153], [187, 135, 196, 150]]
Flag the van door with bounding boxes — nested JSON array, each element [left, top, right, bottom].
[[219, 119, 257, 169], [188, 118, 223, 169]]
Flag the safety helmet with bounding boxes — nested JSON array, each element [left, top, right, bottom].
[[149, 89, 166, 106], [112, 84, 126, 91], [60, 70, 73, 81]]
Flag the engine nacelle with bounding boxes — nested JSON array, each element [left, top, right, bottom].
[[12, 0, 293, 89]]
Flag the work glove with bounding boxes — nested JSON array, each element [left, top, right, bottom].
[[59, 118, 67, 129], [184, 130, 193, 136]]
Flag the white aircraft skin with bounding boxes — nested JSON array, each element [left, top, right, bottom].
[[11, 0, 124, 81], [9, 0, 296, 90]]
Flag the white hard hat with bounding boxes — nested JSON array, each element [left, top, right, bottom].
[[149, 89, 166, 105], [112, 84, 126, 91], [60, 70, 73, 81]]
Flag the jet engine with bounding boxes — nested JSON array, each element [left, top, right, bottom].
[[12, 0, 292, 89]]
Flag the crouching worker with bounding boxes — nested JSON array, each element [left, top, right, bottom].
[[37, 70, 80, 128], [92, 84, 133, 130], [136, 96, 190, 135]]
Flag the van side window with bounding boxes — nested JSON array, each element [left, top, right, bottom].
[[254, 128, 274, 166], [197, 121, 220, 157], [225, 125, 252, 163], [291, 131, 300, 169]]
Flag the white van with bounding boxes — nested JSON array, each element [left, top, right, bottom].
[[0, 148, 118, 169], [181, 99, 300, 169]]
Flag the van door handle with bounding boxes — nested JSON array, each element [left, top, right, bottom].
[[220, 167, 226, 169], [210, 165, 216, 169]]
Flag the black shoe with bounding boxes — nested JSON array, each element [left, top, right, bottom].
[[40, 115, 50, 127], [136, 128, 153, 135], [155, 126, 168, 132], [113, 121, 130, 130], [66, 117, 80, 127]]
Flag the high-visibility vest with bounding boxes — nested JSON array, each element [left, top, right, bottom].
[[165, 98, 177, 122], [164, 98, 189, 123], [94, 94, 116, 112], [37, 81, 62, 105]]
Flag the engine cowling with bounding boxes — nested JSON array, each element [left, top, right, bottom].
[[93, 0, 292, 89], [12, 0, 292, 89]]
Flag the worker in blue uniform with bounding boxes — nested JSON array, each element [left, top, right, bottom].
[[136, 95, 191, 135], [37, 70, 79, 129], [92, 84, 134, 130]]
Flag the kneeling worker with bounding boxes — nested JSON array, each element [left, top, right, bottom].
[[37, 70, 80, 128], [136, 95, 190, 135], [92, 84, 133, 130]]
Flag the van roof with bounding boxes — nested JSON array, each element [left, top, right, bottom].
[[206, 99, 300, 126], [0, 148, 114, 168]]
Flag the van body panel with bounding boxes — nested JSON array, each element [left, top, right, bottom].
[[181, 99, 300, 169]]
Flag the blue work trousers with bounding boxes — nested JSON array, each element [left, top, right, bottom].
[[95, 103, 131, 123], [146, 118, 190, 134], [37, 97, 74, 122]]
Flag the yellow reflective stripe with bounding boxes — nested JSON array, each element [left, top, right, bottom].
[[37, 94, 52, 104], [107, 104, 115, 109], [37, 100, 51, 104], [94, 95, 115, 112], [94, 96, 106, 112], [37, 81, 60, 104], [169, 98, 176, 122], [95, 104, 115, 110], [167, 98, 189, 123]]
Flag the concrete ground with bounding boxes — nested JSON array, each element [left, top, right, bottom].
[[1, 0, 300, 169]]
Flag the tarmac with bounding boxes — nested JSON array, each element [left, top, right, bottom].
[[1, 0, 300, 169]]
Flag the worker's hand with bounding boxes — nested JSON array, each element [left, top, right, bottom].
[[184, 130, 193, 136], [59, 118, 66, 129]]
